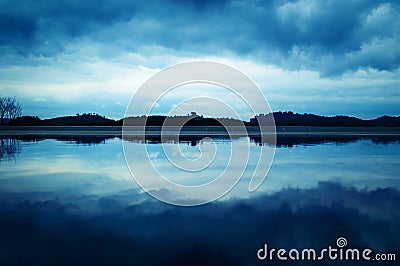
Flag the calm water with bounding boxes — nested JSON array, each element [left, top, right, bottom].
[[0, 135, 399, 265]]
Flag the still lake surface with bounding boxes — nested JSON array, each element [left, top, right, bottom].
[[0, 135, 399, 265]]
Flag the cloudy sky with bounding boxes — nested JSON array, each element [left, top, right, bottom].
[[0, 0, 399, 119]]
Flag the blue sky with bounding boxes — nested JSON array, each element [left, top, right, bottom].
[[0, 0, 399, 119]]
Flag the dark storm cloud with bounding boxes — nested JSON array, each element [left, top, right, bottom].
[[0, 183, 399, 265], [0, 0, 140, 56], [1, 0, 399, 75]]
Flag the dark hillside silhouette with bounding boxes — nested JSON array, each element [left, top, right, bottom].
[[9, 116, 42, 126], [124, 113, 243, 127], [251, 112, 400, 127], [4, 111, 400, 127], [9, 113, 119, 126], [43, 113, 119, 126]]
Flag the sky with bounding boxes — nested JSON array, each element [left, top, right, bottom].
[[0, 0, 399, 119]]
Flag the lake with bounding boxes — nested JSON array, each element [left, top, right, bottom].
[[0, 134, 399, 265]]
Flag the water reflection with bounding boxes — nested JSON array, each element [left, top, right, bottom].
[[0, 182, 398, 265], [1, 134, 399, 196], [0, 136, 21, 161], [251, 134, 400, 147], [0, 134, 399, 265], [13, 134, 118, 145], [5, 133, 400, 147]]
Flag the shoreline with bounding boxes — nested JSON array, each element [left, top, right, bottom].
[[1, 126, 400, 136]]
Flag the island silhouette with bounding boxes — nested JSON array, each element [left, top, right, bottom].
[[4, 111, 400, 127]]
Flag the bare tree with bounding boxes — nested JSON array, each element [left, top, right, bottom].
[[7, 97, 22, 119], [0, 96, 6, 124], [0, 96, 22, 124]]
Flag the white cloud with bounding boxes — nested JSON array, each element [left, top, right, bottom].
[[32, 97, 46, 102]]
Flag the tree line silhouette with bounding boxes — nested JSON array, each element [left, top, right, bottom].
[[4, 111, 400, 127], [0, 96, 399, 127]]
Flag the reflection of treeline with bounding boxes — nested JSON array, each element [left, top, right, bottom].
[[13, 135, 117, 146], [251, 134, 400, 147], [5, 134, 400, 147], [5, 111, 400, 127], [0, 137, 21, 161]]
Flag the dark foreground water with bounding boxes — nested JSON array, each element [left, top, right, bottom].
[[0, 135, 399, 265]]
